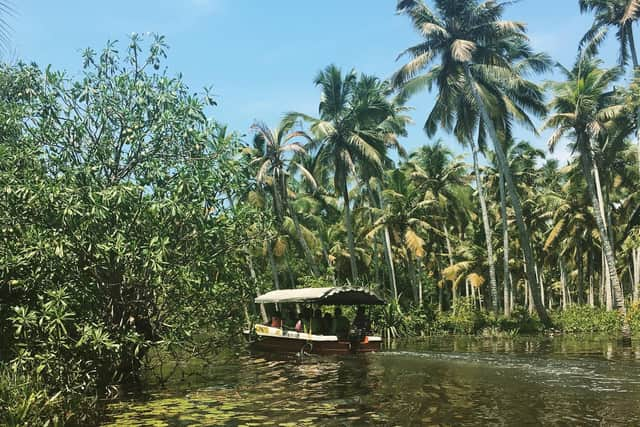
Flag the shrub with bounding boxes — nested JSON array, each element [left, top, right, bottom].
[[433, 297, 485, 335], [627, 302, 640, 335], [555, 305, 621, 333]]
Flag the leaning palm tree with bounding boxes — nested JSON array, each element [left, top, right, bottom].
[[393, 0, 552, 326], [288, 65, 402, 284], [544, 55, 629, 332], [250, 118, 318, 277]]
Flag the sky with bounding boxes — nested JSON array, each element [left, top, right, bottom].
[[6, 0, 625, 163]]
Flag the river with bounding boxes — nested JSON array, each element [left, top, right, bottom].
[[104, 334, 640, 426]]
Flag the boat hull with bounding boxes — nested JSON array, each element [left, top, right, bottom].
[[244, 332, 381, 355]]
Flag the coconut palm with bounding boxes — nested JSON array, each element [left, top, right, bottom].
[[580, 0, 640, 67], [580, 0, 640, 178], [393, 0, 552, 325], [288, 65, 402, 284], [544, 56, 629, 329], [368, 168, 435, 304], [250, 118, 318, 278], [407, 142, 475, 306]]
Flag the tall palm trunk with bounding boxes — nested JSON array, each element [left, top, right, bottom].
[[369, 186, 398, 302], [442, 223, 456, 305], [384, 227, 399, 303], [406, 250, 419, 304], [578, 139, 628, 335], [343, 185, 358, 284], [267, 241, 280, 290], [499, 170, 511, 317], [471, 139, 498, 314], [464, 65, 551, 327]]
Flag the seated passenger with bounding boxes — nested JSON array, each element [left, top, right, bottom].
[[322, 312, 333, 335], [299, 307, 312, 333], [353, 306, 371, 333], [284, 309, 298, 330], [332, 307, 350, 340], [270, 310, 282, 328], [311, 309, 324, 334]]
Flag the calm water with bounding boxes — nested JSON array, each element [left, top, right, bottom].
[[104, 335, 640, 426]]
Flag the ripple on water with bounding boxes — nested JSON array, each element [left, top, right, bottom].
[[103, 336, 640, 426]]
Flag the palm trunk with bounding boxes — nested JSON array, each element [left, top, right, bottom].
[[633, 248, 640, 303], [577, 246, 584, 304], [560, 260, 567, 311], [629, 26, 640, 230], [384, 227, 399, 303], [267, 241, 280, 290], [289, 207, 319, 277], [442, 223, 457, 306], [578, 141, 628, 335], [248, 254, 268, 322], [499, 171, 511, 317], [471, 141, 498, 314], [343, 186, 359, 284], [372, 187, 399, 303], [417, 256, 424, 306], [464, 65, 551, 326]]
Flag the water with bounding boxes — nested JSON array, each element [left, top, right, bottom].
[[104, 335, 640, 426]]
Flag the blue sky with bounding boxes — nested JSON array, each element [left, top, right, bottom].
[[7, 0, 624, 162]]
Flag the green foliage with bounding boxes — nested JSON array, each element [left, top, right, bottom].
[[437, 298, 485, 335], [370, 302, 407, 340], [1, 35, 259, 425], [627, 303, 640, 335], [555, 306, 621, 333]]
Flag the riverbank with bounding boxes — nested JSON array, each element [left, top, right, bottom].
[[371, 299, 640, 338]]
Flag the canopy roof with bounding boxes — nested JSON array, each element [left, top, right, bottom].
[[254, 287, 385, 306]]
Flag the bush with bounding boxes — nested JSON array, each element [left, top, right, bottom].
[[434, 297, 485, 335], [627, 302, 640, 335], [555, 305, 621, 333]]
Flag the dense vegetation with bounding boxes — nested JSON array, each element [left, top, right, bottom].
[[3, 0, 640, 425]]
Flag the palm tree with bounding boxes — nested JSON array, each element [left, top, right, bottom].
[[289, 66, 402, 284], [580, 0, 640, 178], [250, 118, 318, 278], [368, 168, 435, 305], [580, 0, 640, 67], [408, 142, 474, 307], [544, 56, 629, 330], [393, 0, 552, 326]]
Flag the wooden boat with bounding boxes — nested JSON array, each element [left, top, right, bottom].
[[243, 287, 384, 355]]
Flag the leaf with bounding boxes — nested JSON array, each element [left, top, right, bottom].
[[467, 272, 485, 288], [450, 39, 476, 62], [404, 229, 425, 258]]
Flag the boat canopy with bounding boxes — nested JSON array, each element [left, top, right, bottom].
[[254, 287, 385, 306]]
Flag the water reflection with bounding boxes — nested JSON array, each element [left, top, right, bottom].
[[104, 335, 640, 426]]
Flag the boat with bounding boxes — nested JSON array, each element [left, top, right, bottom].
[[243, 287, 385, 355]]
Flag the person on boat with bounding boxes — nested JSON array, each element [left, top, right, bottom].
[[353, 306, 371, 333], [311, 309, 324, 334], [283, 309, 298, 330], [322, 312, 333, 335], [300, 307, 312, 333], [332, 307, 350, 339], [270, 310, 283, 328]]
